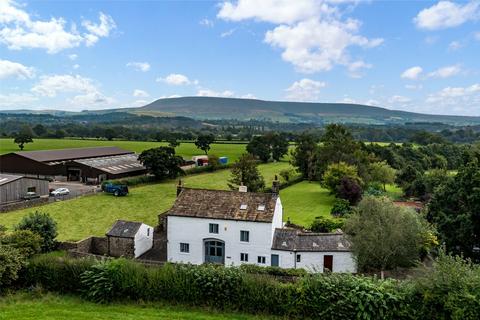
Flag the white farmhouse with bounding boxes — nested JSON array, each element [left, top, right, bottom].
[[164, 183, 356, 272]]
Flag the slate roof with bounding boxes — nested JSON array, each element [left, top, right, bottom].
[[106, 220, 142, 238], [0, 173, 23, 186], [271, 228, 351, 252], [165, 188, 277, 222], [15, 147, 133, 163], [74, 154, 145, 174]]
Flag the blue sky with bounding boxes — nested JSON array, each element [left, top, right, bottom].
[[1, 0, 479, 116]]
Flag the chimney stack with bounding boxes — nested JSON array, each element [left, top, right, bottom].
[[272, 175, 280, 195], [176, 179, 183, 197]]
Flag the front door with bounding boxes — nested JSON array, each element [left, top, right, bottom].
[[271, 254, 279, 267], [323, 255, 333, 272], [204, 240, 225, 264]]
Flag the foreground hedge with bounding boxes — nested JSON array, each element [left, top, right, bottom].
[[19, 254, 480, 319]]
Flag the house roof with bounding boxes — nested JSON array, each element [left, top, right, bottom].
[[271, 228, 351, 252], [165, 188, 277, 222], [73, 154, 145, 174], [14, 147, 133, 163], [0, 173, 23, 186], [106, 220, 142, 238]]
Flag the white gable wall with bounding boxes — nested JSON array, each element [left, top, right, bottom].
[[134, 223, 154, 258]]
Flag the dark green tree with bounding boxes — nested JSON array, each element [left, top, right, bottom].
[[246, 136, 271, 162], [228, 153, 265, 192], [13, 126, 33, 150], [291, 133, 318, 179], [138, 146, 184, 180], [104, 128, 116, 141], [32, 124, 47, 137], [15, 211, 57, 252], [195, 134, 215, 155]]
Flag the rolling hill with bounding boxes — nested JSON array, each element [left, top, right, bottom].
[[135, 97, 480, 125]]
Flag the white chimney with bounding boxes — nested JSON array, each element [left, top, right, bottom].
[[239, 185, 248, 193]]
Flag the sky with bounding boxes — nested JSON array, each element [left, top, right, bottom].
[[0, 0, 479, 116]]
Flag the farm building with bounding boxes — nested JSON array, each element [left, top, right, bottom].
[[162, 181, 356, 272], [106, 220, 154, 258], [0, 173, 49, 204], [0, 147, 147, 183]]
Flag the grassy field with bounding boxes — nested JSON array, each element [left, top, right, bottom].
[[0, 293, 277, 320], [280, 181, 335, 227], [0, 138, 247, 161], [0, 162, 298, 241]]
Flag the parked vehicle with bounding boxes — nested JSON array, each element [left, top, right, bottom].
[[50, 188, 70, 196], [23, 192, 40, 200], [102, 183, 129, 196]]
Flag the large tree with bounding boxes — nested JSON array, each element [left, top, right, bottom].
[[322, 162, 361, 194], [369, 161, 396, 191], [246, 133, 289, 163], [195, 134, 215, 155], [427, 160, 480, 261], [138, 146, 184, 180], [228, 153, 265, 192], [14, 126, 34, 151], [291, 133, 318, 179], [344, 196, 434, 277]]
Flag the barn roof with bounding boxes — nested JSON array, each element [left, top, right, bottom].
[[14, 147, 133, 163], [106, 220, 142, 238], [271, 228, 351, 252], [74, 154, 145, 174], [0, 173, 23, 186], [165, 188, 277, 223]]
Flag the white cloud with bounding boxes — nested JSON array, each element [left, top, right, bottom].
[[221, 28, 236, 38], [67, 91, 115, 109], [428, 65, 462, 79], [73, 64, 80, 69], [475, 31, 480, 40], [0, 93, 38, 108], [31, 74, 97, 97], [389, 95, 411, 104], [241, 93, 257, 99], [126, 61, 150, 72], [401, 66, 423, 80], [199, 18, 214, 27], [133, 89, 149, 98], [68, 54, 78, 60], [218, 0, 382, 74], [196, 89, 235, 97], [0, 1, 116, 53], [448, 40, 462, 51], [347, 60, 371, 78], [405, 84, 423, 90], [285, 78, 326, 101], [414, 1, 480, 30], [0, 59, 34, 79], [425, 83, 480, 115], [158, 73, 192, 85]]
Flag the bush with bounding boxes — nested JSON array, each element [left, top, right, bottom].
[[239, 264, 307, 277], [310, 216, 345, 232], [1, 230, 43, 257], [0, 245, 26, 290], [330, 198, 352, 217], [15, 211, 57, 252]]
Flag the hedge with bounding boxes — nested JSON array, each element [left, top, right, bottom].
[[17, 254, 480, 319]]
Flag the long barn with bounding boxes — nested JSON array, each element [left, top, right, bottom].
[[0, 147, 147, 183]]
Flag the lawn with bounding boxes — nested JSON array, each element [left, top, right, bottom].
[[0, 292, 277, 320], [0, 162, 296, 241], [0, 138, 247, 162], [280, 181, 335, 227], [385, 184, 403, 200]]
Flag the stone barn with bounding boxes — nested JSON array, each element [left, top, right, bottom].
[[106, 220, 154, 258]]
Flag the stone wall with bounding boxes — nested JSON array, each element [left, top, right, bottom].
[[107, 236, 135, 258], [59, 236, 107, 255], [0, 197, 49, 213]]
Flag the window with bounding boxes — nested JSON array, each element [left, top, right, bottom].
[[240, 204, 248, 210], [209, 223, 219, 234], [296, 254, 301, 263], [257, 256, 266, 264], [147, 228, 150, 236], [180, 243, 190, 253], [27, 186, 36, 193], [240, 253, 248, 262], [240, 230, 249, 242]]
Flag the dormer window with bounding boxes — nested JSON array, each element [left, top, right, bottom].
[[240, 204, 247, 210], [257, 204, 265, 211]]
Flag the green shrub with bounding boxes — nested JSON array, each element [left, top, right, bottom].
[[239, 264, 307, 277], [15, 211, 57, 252], [1, 230, 43, 257], [0, 245, 26, 290], [310, 216, 345, 233], [81, 259, 122, 303], [330, 198, 352, 217]]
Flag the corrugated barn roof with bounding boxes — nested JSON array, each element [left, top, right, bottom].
[[15, 147, 133, 162]]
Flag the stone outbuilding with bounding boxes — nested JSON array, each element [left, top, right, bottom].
[[106, 220, 154, 258]]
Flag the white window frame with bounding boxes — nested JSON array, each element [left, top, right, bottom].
[[209, 223, 219, 234], [240, 230, 250, 242], [240, 253, 249, 262]]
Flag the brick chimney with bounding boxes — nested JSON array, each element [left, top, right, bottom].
[[176, 179, 183, 197], [272, 175, 280, 195]]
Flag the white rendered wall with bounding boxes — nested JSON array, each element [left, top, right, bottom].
[[134, 223, 154, 258]]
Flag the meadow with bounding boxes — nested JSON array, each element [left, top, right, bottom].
[[0, 293, 276, 320], [0, 138, 247, 161]]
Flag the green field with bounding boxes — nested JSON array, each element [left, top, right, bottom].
[[280, 181, 335, 227], [0, 138, 247, 161], [0, 293, 276, 320], [0, 162, 298, 241]]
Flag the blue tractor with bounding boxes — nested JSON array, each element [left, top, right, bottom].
[[102, 183, 129, 196]]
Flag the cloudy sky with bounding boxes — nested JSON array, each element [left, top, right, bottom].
[[1, 0, 479, 116]]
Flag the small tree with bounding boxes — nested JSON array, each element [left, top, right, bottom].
[[330, 198, 352, 217], [279, 168, 294, 182], [228, 154, 265, 192], [138, 146, 184, 180], [15, 211, 57, 252], [322, 162, 361, 194], [336, 177, 362, 205], [14, 126, 33, 150], [167, 136, 180, 148], [0, 230, 43, 257], [104, 128, 116, 141], [0, 245, 26, 289], [208, 154, 220, 172], [195, 134, 215, 155], [369, 161, 396, 191]]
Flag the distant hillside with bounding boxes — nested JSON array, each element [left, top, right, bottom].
[[136, 96, 480, 125]]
